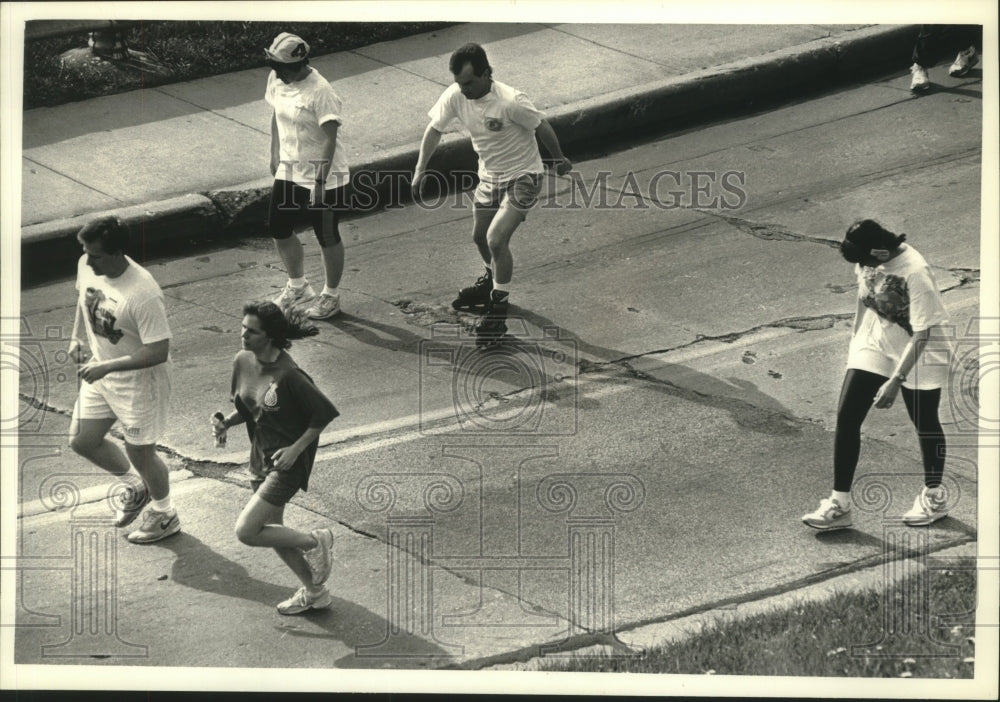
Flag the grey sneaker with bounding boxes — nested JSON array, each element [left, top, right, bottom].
[[274, 281, 316, 310], [948, 46, 978, 77], [802, 497, 852, 531], [126, 508, 180, 544], [113, 480, 150, 528], [277, 586, 332, 615], [305, 292, 341, 320], [902, 486, 948, 526], [303, 528, 334, 586], [909, 63, 930, 92]]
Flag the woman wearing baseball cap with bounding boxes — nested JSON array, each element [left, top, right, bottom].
[[264, 32, 350, 321], [802, 220, 955, 531]]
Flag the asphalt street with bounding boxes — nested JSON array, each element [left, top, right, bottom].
[[12, 64, 983, 670]]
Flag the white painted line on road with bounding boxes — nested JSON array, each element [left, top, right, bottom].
[[307, 294, 980, 462], [312, 375, 628, 462]]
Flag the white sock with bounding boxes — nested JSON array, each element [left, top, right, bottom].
[[151, 496, 174, 514], [492, 281, 509, 293], [832, 490, 851, 509], [321, 286, 339, 297], [288, 277, 307, 288]]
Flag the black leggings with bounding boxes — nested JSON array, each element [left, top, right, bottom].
[[912, 24, 982, 69], [833, 369, 945, 492]]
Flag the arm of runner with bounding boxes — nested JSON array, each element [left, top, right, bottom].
[[269, 368, 339, 471], [270, 426, 324, 472], [412, 124, 443, 195], [68, 301, 89, 363], [536, 119, 572, 175], [77, 339, 169, 383], [311, 120, 340, 206], [851, 295, 865, 337], [212, 409, 245, 439], [873, 327, 934, 408], [270, 112, 280, 177]]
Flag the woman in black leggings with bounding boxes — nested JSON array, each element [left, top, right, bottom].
[[803, 220, 953, 530]]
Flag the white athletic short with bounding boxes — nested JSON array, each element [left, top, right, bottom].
[[72, 363, 171, 445], [473, 173, 542, 211]]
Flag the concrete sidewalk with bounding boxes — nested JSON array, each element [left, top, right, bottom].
[[19, 22, 924, 283]]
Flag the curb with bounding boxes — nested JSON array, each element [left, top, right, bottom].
[[20, 24, 918, 286], [482, 539, 978, 671]]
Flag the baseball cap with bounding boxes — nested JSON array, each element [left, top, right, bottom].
[[265, 32, 310, 63]]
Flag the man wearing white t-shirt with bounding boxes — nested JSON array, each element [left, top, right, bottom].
[[413, 43, 572, 346], [68, 216, 179, 544], [264, 32, 350, 320]]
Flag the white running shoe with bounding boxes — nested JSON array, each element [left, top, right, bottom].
[[802, 497, 853, 531], [948, 46, 978, 77], [277, 586, 332, 615], [126, 508, 181, 544], [909, 63, 930, 92], [274, 281, 316, 310], [303, 528, 334, 586], [305, 292, 341, 320], [902, 486, 948, 526]]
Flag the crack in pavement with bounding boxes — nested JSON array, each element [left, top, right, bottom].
[[580, 312, 854, 374], [706, 212, 841, 247]]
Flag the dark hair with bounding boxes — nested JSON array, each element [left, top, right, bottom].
[[839, 219, 907, 263], [449, 42, 491, 78], [242, 301, 318, 350], [77, 216, 130, 255], [267, 58, 309, 73]]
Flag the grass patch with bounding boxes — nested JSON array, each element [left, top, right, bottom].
[[540, 562, 978, 677], [24, 20, 456, 109]]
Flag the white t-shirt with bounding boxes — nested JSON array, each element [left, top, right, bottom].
[[76, 255, 172, 365], [847, 245, 952, 389], [428, 79, 544, 184], [266, 68, 349, 189]]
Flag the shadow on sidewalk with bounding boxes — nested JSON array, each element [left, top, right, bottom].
[[157, 532, 453, 667], [322, 312, 428, 354], [518, 307, 803, 437]]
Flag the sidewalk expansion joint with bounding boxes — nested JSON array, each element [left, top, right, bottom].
[[23, 156, 127, 205], [345, 49, 452, 88], [151, 88, 270, 135], [544, 24, 677, 69]]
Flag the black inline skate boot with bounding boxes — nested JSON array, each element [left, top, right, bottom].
[[474, 294, 509, 348], [452, 267, 493, 311]]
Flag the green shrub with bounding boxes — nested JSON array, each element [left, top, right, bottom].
[[24, 21, 456, 109]]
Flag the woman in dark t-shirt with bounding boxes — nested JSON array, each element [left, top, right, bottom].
[[212, 301, 340, 615]]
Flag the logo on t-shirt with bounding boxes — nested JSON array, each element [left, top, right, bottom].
[[485, 117, 504, 132], [861, 269, 912, 335], [262, 383, 280, 411], [84, 287, 124, 344]]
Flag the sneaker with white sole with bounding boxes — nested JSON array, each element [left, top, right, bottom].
[[305, 292, 341, 320], [303, 528, 334, 586], [274, 281, 316, 311], [902, 485, 948, 526], [113, 480, 150, 528], [910, 63, 930, 92], [802, 497, 853, 531], [948, 46, 978, 77], [126, 508, 180, 544], [277, 586, 332, 615]]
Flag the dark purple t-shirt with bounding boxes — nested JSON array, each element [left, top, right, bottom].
[[230, 349, 338, 489]]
